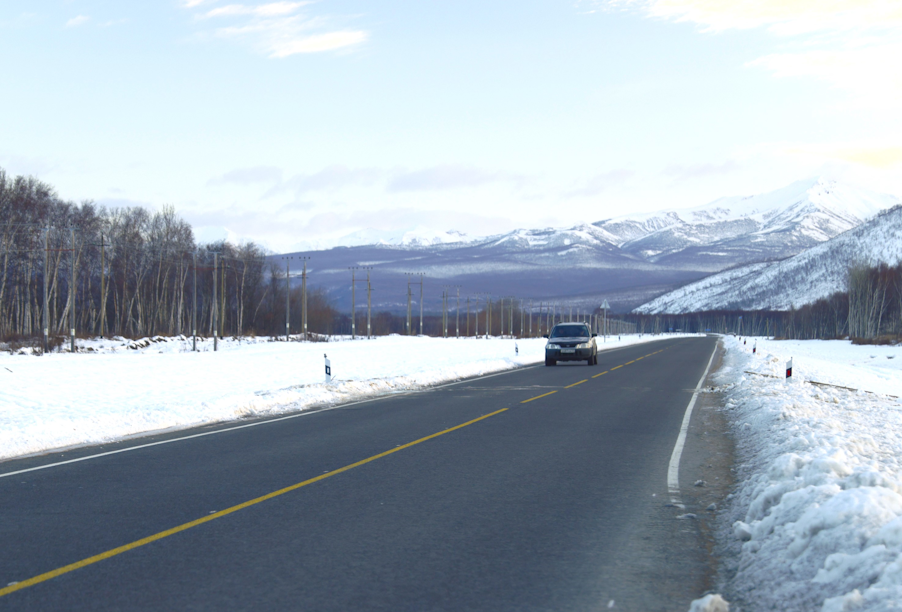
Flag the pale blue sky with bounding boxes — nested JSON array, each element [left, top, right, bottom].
[[2, 1, 900, 250]]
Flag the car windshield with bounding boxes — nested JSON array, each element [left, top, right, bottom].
[[551, 325, 589, 338]]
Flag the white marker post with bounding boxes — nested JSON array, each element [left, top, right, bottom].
[[786, 358, 793, 379], [325, 353, 332, 383], [515, 343, 519, 356]]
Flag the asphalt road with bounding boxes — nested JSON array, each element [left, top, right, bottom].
[[0, 336, 719, 611]]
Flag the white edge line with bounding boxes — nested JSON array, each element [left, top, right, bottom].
[[1, 335, 682, 480], [667, 340, 718, 508]]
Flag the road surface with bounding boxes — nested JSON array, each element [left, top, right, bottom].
[[0, 336, 721, 611]]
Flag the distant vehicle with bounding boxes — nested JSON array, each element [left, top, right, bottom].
[[544, 323, 598, 366]]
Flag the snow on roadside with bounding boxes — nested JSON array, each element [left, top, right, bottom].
[[0, 333, 682, 461], [716, 336, 902, 611]]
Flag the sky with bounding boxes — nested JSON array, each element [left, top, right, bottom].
[[1, 0, 901, 252]]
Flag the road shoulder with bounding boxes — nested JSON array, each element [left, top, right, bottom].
[[674, 338, 736, 600]]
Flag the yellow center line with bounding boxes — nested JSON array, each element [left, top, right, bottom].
[[0, 408, 509, 599], [610, 365, 623, 370], [625, 360, 635, 365], [591, 371, 609, 378], [565, 379, 587, 388], [521, 390, 558, 403]]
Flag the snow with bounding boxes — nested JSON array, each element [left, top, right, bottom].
[[716, 335, 902, 610], [688, 593, 730, 612], [0, 333, 677, 461], [636, 204, 902, 314], [9, 331, 902, 611]]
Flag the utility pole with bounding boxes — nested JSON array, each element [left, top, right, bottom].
[[500, 297, 504, 337], [301, 257, 309, 340], [466, 296, 470, 337], [348, 266, 371, 339], [601, 299, 610, 343], [366, 268, 372, 339], [528, 301, 532, 337], [213, 253, 219, 351], [69, 227, 76, 353], [220, 259, 226, 339], [405, 274, 412, 334], [510, 297, 514, 339], [349, 267, 357, 339], [442, 288, 447, 338], [43, 226, 49, 353], [283, 256, 293, 342], [100, 233, 106, 339], [404, 272, 424, 335], [520, 300, 524, 339], [192, 251, 197, 352], [487, 296, 492, 339], [456, 286, 460, 338]]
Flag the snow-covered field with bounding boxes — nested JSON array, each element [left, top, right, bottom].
[[0, 333, 674, 461], [716, 336, 902, 610]]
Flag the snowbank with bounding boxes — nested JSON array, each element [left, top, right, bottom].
[[717, 336, 902, 610], [0, 333, 678, 461]]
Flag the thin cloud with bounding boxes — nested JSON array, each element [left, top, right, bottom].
[[271, 165, 384, 196], [183, 1, 368, 58], [201, 3, 309, 19], [208, 166, 283, 186], [777, 142, 902, 169], [609, 0, 902, 34], [565, 169, 634, 198], [388, 165, 524, 192], [602, 0, 902, 108], [65, 15, 90, 28], [663, 161, 738, 182]]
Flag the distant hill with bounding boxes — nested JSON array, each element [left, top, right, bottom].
[[634, 204, 902, 314], [272, 177, 899, 313]]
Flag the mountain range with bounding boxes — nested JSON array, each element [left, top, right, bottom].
[[274, 177, 899, 313], [634, 203, 902, 314]]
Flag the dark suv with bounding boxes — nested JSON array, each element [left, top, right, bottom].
[[544, 323, 598, 366]]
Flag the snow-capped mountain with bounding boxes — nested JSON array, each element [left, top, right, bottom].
[[291, 227, 472, 251], [635, 204, 902, 314], [276, 177, 898, 312], [596, 177, 897, 270]]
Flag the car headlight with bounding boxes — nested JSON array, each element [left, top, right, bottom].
[[545, 343, 560, 349], [576, 342, 591, 349]]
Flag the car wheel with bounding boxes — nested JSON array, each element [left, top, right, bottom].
[[545, 358, 556, 366]]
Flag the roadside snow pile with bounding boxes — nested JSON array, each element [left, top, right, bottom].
[[717, 336, 902, 611], [0, 333, 684, 461]]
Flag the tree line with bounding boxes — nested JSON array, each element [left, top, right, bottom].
[[0, 167, 344, 345]]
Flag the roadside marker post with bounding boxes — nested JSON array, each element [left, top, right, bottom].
[[786, 358, 792, 379], [325, 353, 332, 383]]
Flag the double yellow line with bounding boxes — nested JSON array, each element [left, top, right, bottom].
[[519, 347, 667, 404]]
